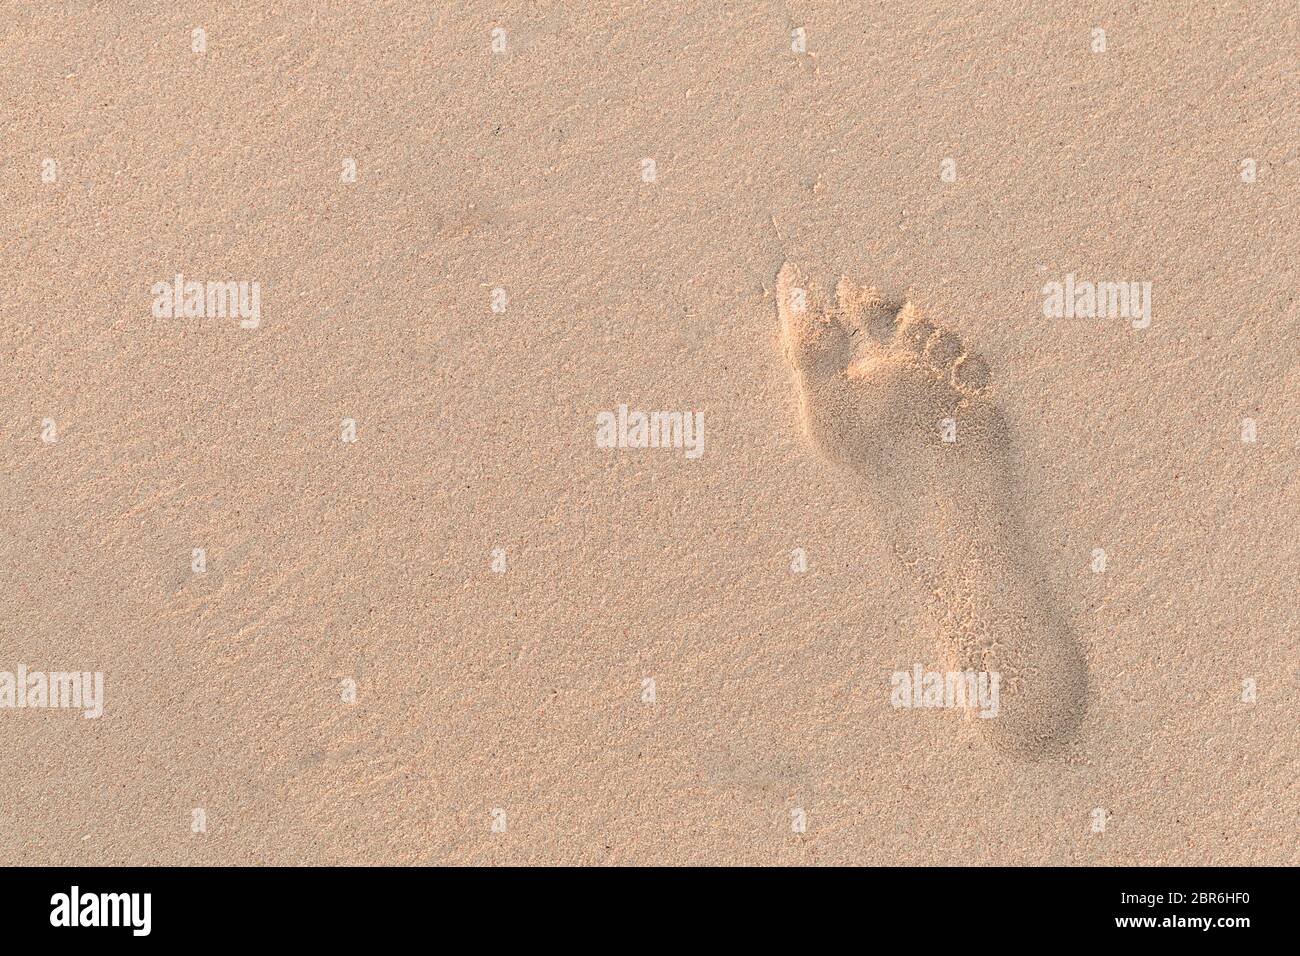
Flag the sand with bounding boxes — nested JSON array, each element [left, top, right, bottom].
[[1, 2, 1295, 865]]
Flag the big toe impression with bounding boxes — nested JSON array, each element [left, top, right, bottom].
[[778, 262, 852, 376]]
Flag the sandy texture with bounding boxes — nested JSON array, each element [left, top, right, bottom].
[[1, 2, 1296, 865]]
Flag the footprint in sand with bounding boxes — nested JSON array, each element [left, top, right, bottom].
[[776, 262, 1086, 758]]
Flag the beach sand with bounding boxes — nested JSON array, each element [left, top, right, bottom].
[[1, 1, 1295, 864]]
